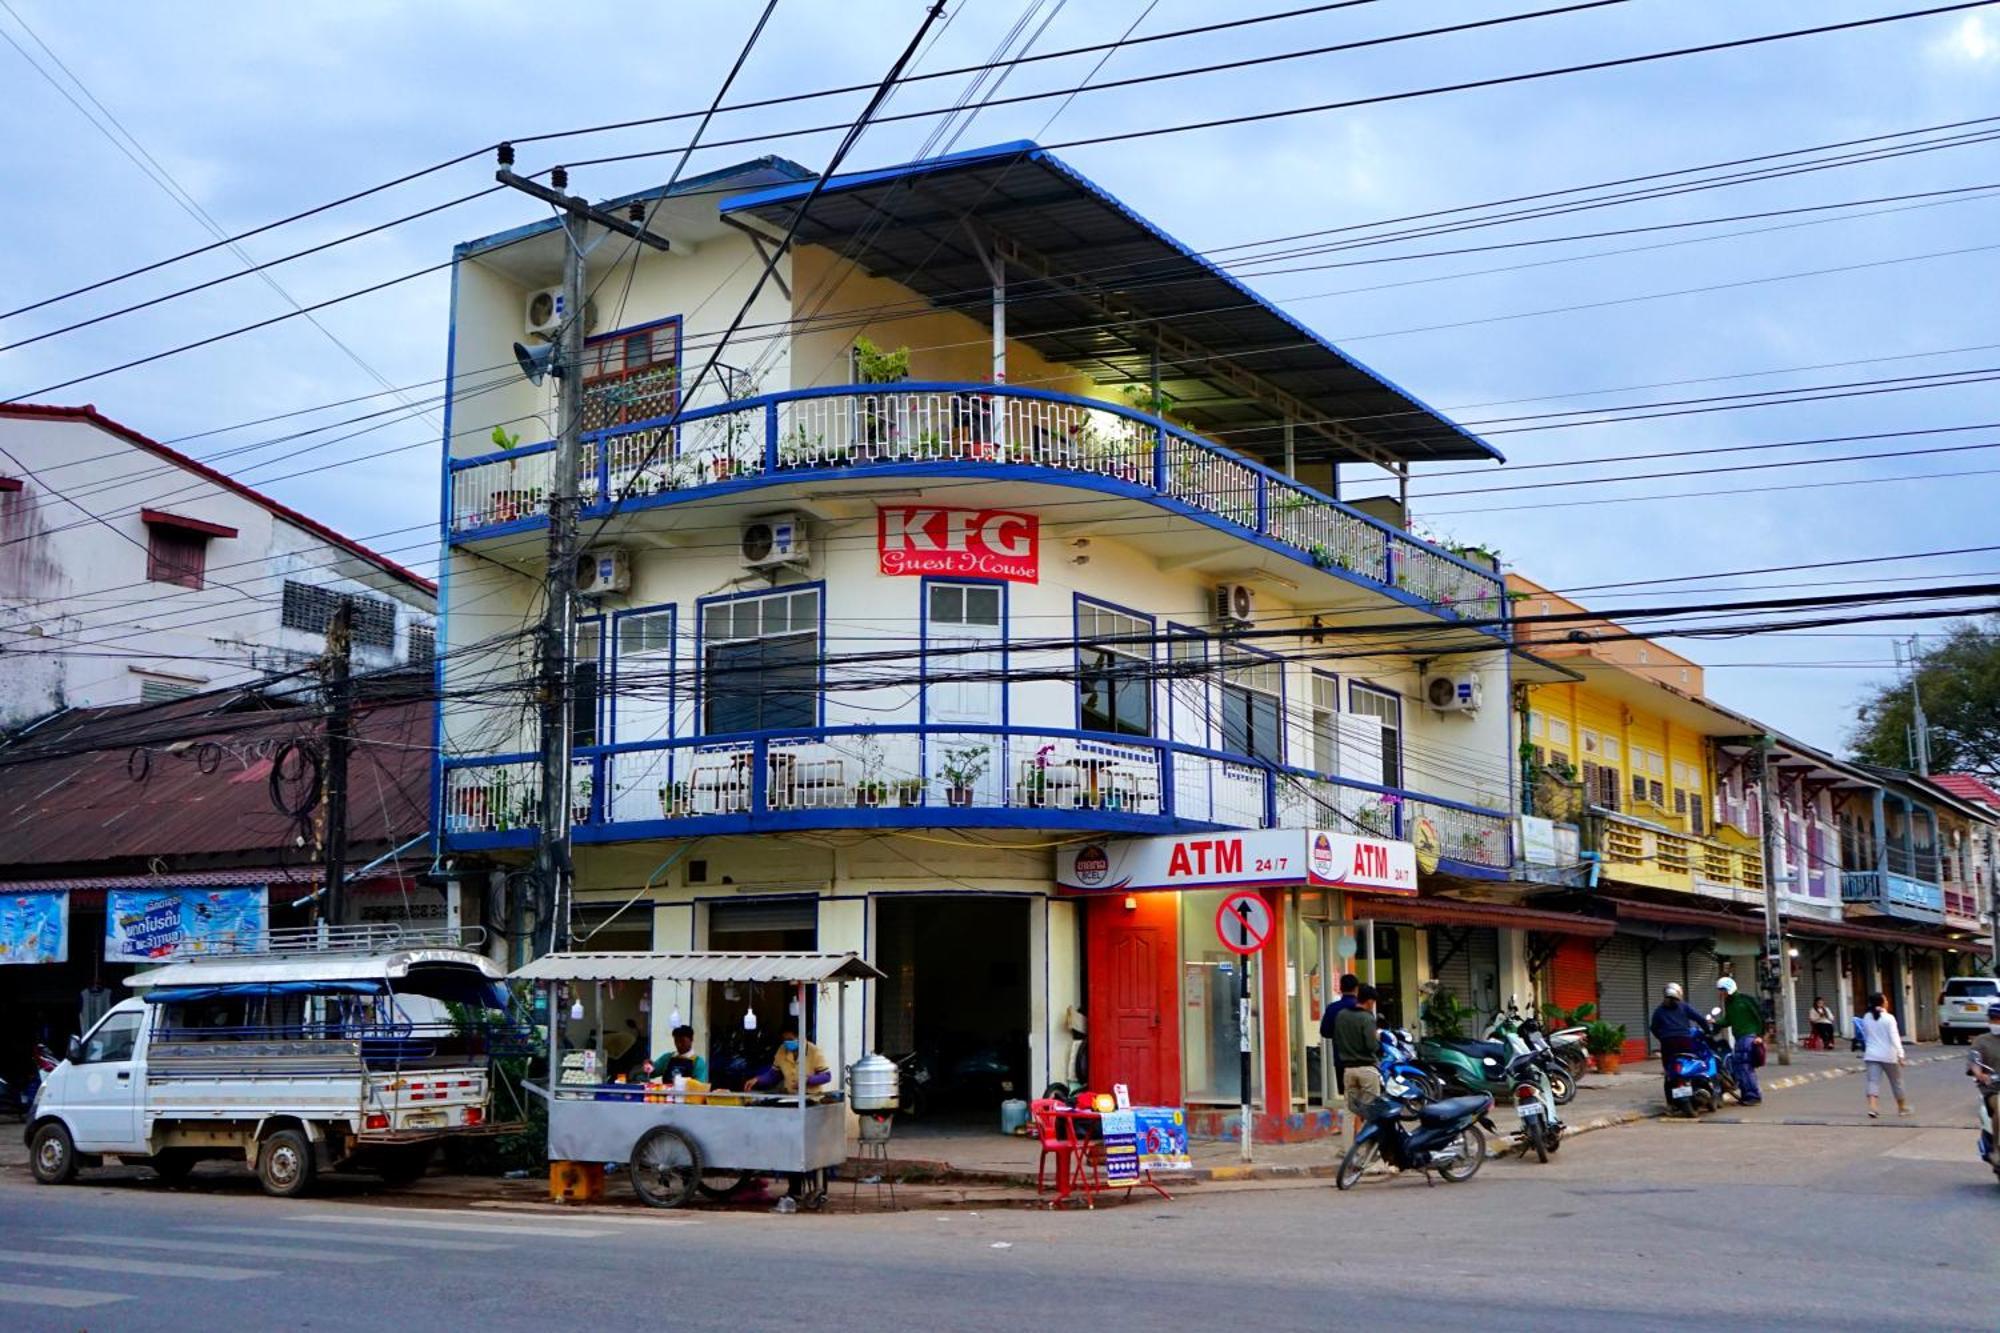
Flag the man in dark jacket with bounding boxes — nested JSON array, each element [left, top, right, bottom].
[[1649, 982, 1707, 1107], [1319, 972, 1361, 1091], [1334, 985, 1382, 1137]]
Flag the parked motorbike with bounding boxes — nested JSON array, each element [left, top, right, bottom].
[[0, 1043, 56, 1121], [1505, 1047, 1566, 1163], [1538, 1019, 1593, 1083], [1493, 1004, 1579, 1105], [1419, 1005, 1575, 1107], [1335, 1084, 1495, 1189], [1664, 1013, 1738, 1115], [1378, 1028, 1442, 1104]]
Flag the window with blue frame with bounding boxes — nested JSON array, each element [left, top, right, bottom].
[[1076, 600, 1153, 737], [1220, 646, 1283, 763], [702, 588, 820, 734], [573, 619, 602, 747]]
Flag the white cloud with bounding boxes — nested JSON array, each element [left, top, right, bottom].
[[1936, 14, 2000, 64]]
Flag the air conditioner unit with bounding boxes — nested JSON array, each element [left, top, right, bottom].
[[575, 548, 632, 597], [1425, 671, 1483, 714], [524, 288, 598, 342], [1212, 582, 1255, 631], [741, 514, 809, 570]]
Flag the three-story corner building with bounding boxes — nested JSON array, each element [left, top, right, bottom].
[[431, 141, 1527, 1135]]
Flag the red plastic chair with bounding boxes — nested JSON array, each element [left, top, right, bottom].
[[1031, 1099, 1098, 1206]]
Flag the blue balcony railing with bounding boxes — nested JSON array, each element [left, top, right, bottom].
[[438, 722, 1513, 869], [1840, 869, 1944, 920], [446, 383, 1506, 622]]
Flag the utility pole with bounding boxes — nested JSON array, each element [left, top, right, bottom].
[[495, 149, 670, 960], [1753, 736, 1792, 1066], [1898, 636, 1931, 775], [320, 597, 354, 930]]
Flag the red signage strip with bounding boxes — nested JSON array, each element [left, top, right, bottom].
[[878, 505, 1038, 583]]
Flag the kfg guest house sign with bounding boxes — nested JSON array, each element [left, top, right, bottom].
[[877, 505, 1038, 583]]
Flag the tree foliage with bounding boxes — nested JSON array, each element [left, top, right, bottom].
[[1849, 617, 2000, 778]]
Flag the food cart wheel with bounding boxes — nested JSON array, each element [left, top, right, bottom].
[[696, 1170, 752, 1200], [628, 1127, 703, 1209]]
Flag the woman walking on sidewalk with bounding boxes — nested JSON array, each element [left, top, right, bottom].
[[1857, 992, 1910, 1118]]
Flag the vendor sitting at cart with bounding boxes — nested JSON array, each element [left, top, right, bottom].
[[741, 1024, 832, 1098], [643, 1024, 707, 1084]]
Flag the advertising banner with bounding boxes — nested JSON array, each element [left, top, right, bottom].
[[1058, 829, 1415, 895], [877, 505, 1038, 582], [1133, 1106, 1192, 1172], [1097, 1109, 1140, 1185], [0, 890, 68, 965], [105, 887, 267, 961]]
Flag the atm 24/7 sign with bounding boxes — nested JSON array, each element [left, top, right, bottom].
[[1057, 829, 1416, 894], [878, 506, 1038, 583]]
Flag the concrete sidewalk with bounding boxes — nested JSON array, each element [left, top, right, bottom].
[[856, 1045, 1963, 1186]]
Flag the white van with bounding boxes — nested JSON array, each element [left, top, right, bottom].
[[24, 941, 522, 1197]]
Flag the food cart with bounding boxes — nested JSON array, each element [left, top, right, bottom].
[[511, 951, 882, 1209]]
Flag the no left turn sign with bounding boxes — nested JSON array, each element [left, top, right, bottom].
[[1215, 890, 1272, 955]]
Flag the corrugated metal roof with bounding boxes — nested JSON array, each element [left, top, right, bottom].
[[1932, 773, 2000, 810], [511, 951, 884, 984], [126, 949, 503, 989], [0, 695, 432, 871], [722, 140, 1500, 467]]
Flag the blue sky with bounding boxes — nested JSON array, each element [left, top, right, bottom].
[[2, 0, 1997, 754]]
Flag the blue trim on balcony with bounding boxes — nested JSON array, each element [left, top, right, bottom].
[[447, 383, 1507, 628], [437, 722, 1515, 866], [1840, 869, 1945, 922]]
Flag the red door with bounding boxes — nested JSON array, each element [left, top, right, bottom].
[[1086, 894, 1179, 1106]]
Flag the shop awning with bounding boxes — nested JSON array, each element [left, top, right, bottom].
[[1350, 895, 1613, 938], [510, 951, 885, 985], [1612, 899, 1764, 936], [1784, 915, 1986, 951]]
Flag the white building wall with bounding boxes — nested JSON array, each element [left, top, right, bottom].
[[0, 413, 435, 727]]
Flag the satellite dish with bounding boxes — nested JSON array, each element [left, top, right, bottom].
[[514, 340, 558, 386]]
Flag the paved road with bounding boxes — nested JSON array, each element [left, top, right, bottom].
[[1, 1056, 1991, 1330]]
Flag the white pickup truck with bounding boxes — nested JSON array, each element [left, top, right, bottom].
[[25, 944, 524, 1197]]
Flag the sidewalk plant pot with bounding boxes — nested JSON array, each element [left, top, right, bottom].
[[1585, 1020, 1628, 1074]]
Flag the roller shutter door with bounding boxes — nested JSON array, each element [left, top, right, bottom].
[[1596, 934, 1650, 1053], [1429, 932, 1472, 1016], [1684, 947, 1723, 1014]]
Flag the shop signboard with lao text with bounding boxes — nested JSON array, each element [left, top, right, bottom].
[[105, 887, 268, 961], [877, 505, 1038, 583], [1057, 829, 1416, 894]]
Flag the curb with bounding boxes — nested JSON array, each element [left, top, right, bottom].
[[856, 1053, 1969, 1187]]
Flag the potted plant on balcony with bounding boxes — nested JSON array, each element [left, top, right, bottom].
[[941, 744, 990, 807], [856, 778, 889, 808], [657, 781, 692, 819], [894, 777, 925, 808], [1585, 1020, 1628, 1075]]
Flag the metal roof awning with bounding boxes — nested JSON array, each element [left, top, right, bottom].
[[722, 141, 1501, 469], [1613, 899, 1764, 936], [510, 951, 885, 985], [1352, 894, 1613, 937], [1785, 915, 1988, 951]]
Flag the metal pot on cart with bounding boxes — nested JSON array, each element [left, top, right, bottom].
[[512, 950, 884, 1209]]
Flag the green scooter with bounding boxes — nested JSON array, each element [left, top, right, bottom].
[[1416, 1002, 1577, 1105]]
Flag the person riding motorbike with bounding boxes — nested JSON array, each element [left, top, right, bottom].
[[1649, 982, 1709, 1106], [1969, 1001, 2000, 1159]]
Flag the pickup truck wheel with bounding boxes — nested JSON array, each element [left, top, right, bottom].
[[256, 1128, 316, 1198], [30, 1122, 77, 1185], [150, 1151, 198, 1184]]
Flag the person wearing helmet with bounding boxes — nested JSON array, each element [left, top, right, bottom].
[[1716, 975, 1764, 1106], [1649, 982, 1707, 1107], [1969, 1002, 2000, 1161]]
